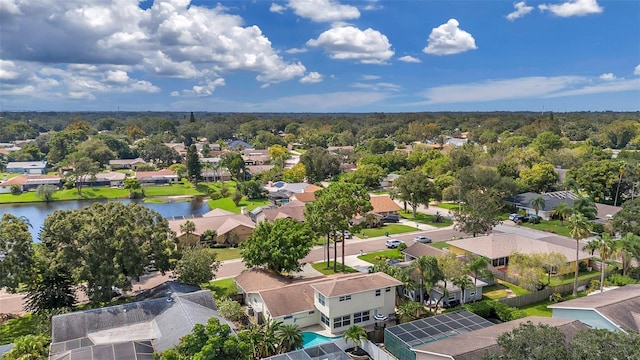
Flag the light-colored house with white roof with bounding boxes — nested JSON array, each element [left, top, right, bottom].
[[6, 161, 47, 174], [235, 270, 401, 334]]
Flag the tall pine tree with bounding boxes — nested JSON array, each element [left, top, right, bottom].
[[186, 144, 202, 184]]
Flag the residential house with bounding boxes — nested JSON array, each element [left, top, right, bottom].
[[594, 203, 622, 224], [549, 284, 640, 332], [242, 149, 271, 166], [245, 165, 275, 178], [228, 140, 253, 150], [264, 181, 310, 193], [108, 158, 147, 171], [290, 184, 323, 203], [506, 191, 579, 220], [380, 173, 400, 189], [385, 310, 495, 360], [235, 270, 401, 335], [430, 276, 488, 307], [168, 209, 256, 248], [370, 195, 402, 216], [135, 169, 178, 185], [0, 175, 61, 193], [5, 161, 47, 174], [255, 199, 306, 223], [402, 243, 447, 262], [77, 172, 126, 187], [411, 316, 588, 360], [164, 142, 187, 156], [48, 282, 230, 359]]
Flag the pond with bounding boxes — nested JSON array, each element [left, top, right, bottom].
[[0, 197, 211, 241]]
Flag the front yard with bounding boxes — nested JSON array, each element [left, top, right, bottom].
[[517, 219, 571, 237], [357, 249, 403, 265], [358, 224, 417, 238], [398, 210, 453, 228], [312, 261, 359, 275]]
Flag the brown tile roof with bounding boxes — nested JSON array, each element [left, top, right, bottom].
[[402, 243, 447, 258], [0, 175, 61, 186], [202, 208, 235, 217], [311, 272, 402, 298], [135, 169, 177, 179], [595, 203, 622, 220], [549, 285, 640, 331], [259, 200, 306, 222], [292, 192, 316, 203], [304, 184, 324, 193], [246, 165, 275, 174], [370, 195, 402, 214], [168, 214, 255, 237], [413, 317, 588, 359], [447, 233, 591, 262], [234, 268, 295, 293], [0, 175, 27, 186]]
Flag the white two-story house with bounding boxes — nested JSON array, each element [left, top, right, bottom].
[[235, 270, 401, 334]]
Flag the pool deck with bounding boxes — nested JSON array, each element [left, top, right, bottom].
[[300, 317, 397, 337]]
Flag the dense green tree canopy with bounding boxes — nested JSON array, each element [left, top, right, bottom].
[[300, 147, 341, 183], [39, 202, 176, 303], [394, 169, 435, 218], [174, 247, 220, 285], [241, 218, 315, 273], [0, 214, 34, 292]]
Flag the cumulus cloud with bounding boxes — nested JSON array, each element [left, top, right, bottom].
[[180, 78, 226, 96], [398, 55, 421, 63], [306, 25, 394, 64], [599, 73, 616, 81], [300, 72, 324, 83], [0, 0, 306, 102], [506, 1, 534, 21], [420, 75, 639, 104], [634, 65, 640, 75], [539, 0, 603, 17], [286, 47, 309, 54], [423, 19, 477, 56], [361, 75, 381, 80], [287, 0, 360, 22], [270, 3, 286, 13]]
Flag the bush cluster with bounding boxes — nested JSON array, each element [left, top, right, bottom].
[[453, 300, 527, 322], [607, 273, 638, 286]]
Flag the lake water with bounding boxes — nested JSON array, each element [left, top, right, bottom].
[[0, 198, 211, 241]]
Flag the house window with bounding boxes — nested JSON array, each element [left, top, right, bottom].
[[375, 289, 381, 297], [284, 315, 293, 320], [334, 315, 351, 328], [320, 313, 330, 326], [339, 295, 351, 301], [385, 287, 391, 292], [318, 293, 325, 306], [468, 291, 476, 298], [308, 311, 315, 315], [448, 293, 456, 301], [354, 311, 370, 323]]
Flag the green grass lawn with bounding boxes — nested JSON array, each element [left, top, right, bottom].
[[207, 196, 270, 214], [546, 271, 600, 286], [428, 242, 450, 250], [357, 249, 403, 265], [142, 183, 205, 197], [482, 284, 509, 300], [520, 299, 554, 317], [518, 219, 571, 237], [201, 278, 237, 299], [500, 280, 530, 296], [435, 202, 461, 210], [0, 187, 131, 203], [398, 210, 453, 228], [312, 261, 359, 275], [211, 247, 243, 261], [358, 224, 418, 238]]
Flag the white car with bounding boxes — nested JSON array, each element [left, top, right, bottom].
[[414, 236, 432, 244], [385, 239, 404, 249]]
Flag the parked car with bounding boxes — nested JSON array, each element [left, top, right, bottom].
[[385, 239, 405, 248], [526, 214, 542, 224], [508, 213, 519, 221], [414, 236, 432, 243], [382, 214, 400, 223], [511, 214, 526, 223], [443, 299, 461, 309]]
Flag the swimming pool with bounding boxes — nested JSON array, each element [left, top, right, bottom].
[[301, 331, 342, 348]]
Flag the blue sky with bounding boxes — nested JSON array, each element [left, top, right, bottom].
[[1, 0, 638, 112]]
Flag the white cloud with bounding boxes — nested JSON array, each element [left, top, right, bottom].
[[599, 73, 616, 81], [361, 75, 381, 80], [421, 75, 639, 104], [423, 19, 477, 56], [0, 0, 307, 99], [351, 82, 401, 91], [0, 60, 21, 81], [398, 55, 421, 63], [307, 25, 394, 64], [539, 0, 603, 17], [287, 0, 360, 22], [506, 1, 534, 21], [285, 47, 309, 54], [634, 65, 640, 75], [300, 72, 324, 84], [270, 3, 285, 13], [362, 0, 382, 11], [264, 91, 389, 111], [181, 78, 226, 96]]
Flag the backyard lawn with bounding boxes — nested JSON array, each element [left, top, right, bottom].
[[0, 187, 131, 203], [201, 278, 237, 299], [312, 261, 359, 275], [358, 224, 417, 238], [519, 300, 553, 317], [142, 183, 204, 197], [545, 270, 600, 287], [398, 210, 453, 228], [483, 280, 530, 300], [434, 202, 461, 211], [357, 249, 403, 265], [211, 247, 243, 261], [207, 196, 270, 214]]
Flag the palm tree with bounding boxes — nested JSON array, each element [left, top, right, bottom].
[[530, 195, 546, 218], [276, 323, 303, 353], [614, 233, 640, 276], [248, 321, 282, 359], [397, 300, 424, 322], [343, 325, 368, 353], [411, 256, 441, 305], [551, 203, 572, 225], [573, 197, 597, 220], [594, 233, 615, 293], [582, 240, 599, 256], [452, 276, 474, 305], [465, 255, 493, 288], [568, 213, 591, 296], [17, 215, 33, 229]]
